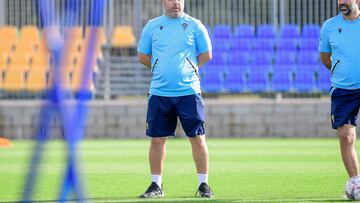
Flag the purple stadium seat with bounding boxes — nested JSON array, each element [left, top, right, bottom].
[[232, 38, 253, 51], [213, 24, 232, 39], [209, 51, 227, 65], [302, 24, 320, 39], [317, 67, 331, 92], [224, 65, 247, 92], [252, 52, 273, 65], [228, 51, 251, 65], [280, 24, 300, 38], [297, 51, 319, 65], [293, 70, 315, 92], [277, 38, 299, 51], [201, 70, 223, 93], [271, 70, 293, 92], [274, 51, 296, 65], [234, 24, 254, 38], [256, 24, 277, 38], [212, 38, 231, 51], [247, 70, 269, 92], [253, 38, 276, 51], [299, 38, 319, 51]]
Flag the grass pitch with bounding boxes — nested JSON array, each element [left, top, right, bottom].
[[0, 138, 351, 202]]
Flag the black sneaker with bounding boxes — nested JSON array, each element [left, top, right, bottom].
[[195, 182, 214, 198], [139, 182, 164, 198]]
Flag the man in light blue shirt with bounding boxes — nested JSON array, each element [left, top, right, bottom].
[[137, 0, 213, 198], [319, 0, 360, 199]]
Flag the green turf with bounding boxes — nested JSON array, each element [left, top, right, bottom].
[[0, 138, 353, 202]]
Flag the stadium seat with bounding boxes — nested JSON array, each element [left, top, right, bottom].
[[299, 38, 319, 51], [279, 24, 300, 38], [70, 70, 94, 92], [15, 40, 37, 53], [31, 52, 50, 71], [224, 66, 246, 92], [209, 51, 227, 65], [317, 67, 331, 92], [274, 51, 296, 65], [2, 69, 25, 92], [253, 38, 276, 51], [271, 70, 293, 92], [256, 24, 276, 38], [26, 69, 47, 92], [277, 38, 299, 51], [293, 70, 315, 92], [201, 70, 223, 93], [212, 38, 231, 51], [234, 24, 254, 38], [228, 51, 251, 65], [64, 26, 83, 39], [112, 25, 136, 47], [252, 52, 273, 65], [9, 52, 31, 71], [0, 53, 9, 71], [302, 24, 320, 39], [213, 24, 232, 39], [232, 38, 253, 51], [0, 39, 16, 53], [297, 51, 319, 65], [19, 25, 39, 40], [0, 26, 17, 39], [247, 70, 269, 92]]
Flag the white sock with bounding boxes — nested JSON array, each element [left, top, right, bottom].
[[151, 174, 162, 187], [198, 173, 208, 186]]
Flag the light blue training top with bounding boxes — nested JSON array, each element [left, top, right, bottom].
[[137, 13, 212, 97], [319, 13, 360, 90]]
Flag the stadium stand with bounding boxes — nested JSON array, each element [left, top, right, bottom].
[[111, 25, 136, 47]]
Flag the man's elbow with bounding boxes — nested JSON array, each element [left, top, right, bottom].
[[204, 52, 212, 63]]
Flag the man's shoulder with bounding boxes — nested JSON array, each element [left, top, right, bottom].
[[322, 14, 342, 29], [146, 15, 166, 28], [182, 13, 202, 25]]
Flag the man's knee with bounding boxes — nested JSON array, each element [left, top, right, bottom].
[[338, 125, 356, 145], [190, 135, 206, 147], [151, 138, 166, 148]]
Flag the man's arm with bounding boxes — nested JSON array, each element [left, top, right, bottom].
[[138, 53, 151, 69], [320, 52, 331, 70], [197, 51, 212, 67]]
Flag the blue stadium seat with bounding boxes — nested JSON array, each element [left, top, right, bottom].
[[302, 24, 320, 39], [274, 51, 296, 65], [299, 38, 319, 51], [209, 51, 227, 65], [247, 70, 269, 92], [280, 24, 300, 38], [232, 38, 253, 51], [252, 52, 273, 65], [253, 38, 276, 51], [271, 70, 293, 92], [297, 51, 319, 65], [234, 24, 254, 38], [223, 65, 247, 92], [201, 70, 223, 93], [277, 38, 299, 51], [212, 38, 231, 51], [228, 51, 251, 65], [317, 67, 331, 92], [213, 24, 232, 39], [294, 70, 315, 92], [256, 24, 276, 38]]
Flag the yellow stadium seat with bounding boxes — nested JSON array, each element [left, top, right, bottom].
[[0, 53, 9, 71], [64, 26, 83, 39], [9, 52, 31, 71], [15, 40, 37, 53], [20, 25, 39, 40], [85, 26, 107, 45], [70, 71, 94, 92], [0, 39, 16, 53], [64, 38, 84, 53], [31, 53, 50, 71], [2, 69, 25, 92], [26, 69, 47, 92], [112, 25, 136, 47], [0, 26, 17, 39]]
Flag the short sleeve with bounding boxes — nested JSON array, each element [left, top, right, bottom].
[[195, 22, 212, 54], [137, 22, 152, 55], [318, 22, 331, 53]]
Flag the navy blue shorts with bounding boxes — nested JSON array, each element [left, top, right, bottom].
[[146, 94, 205, 137], [330, 88, 360, 129]]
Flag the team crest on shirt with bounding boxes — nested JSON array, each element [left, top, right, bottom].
[[182, 23, 188, 31]]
